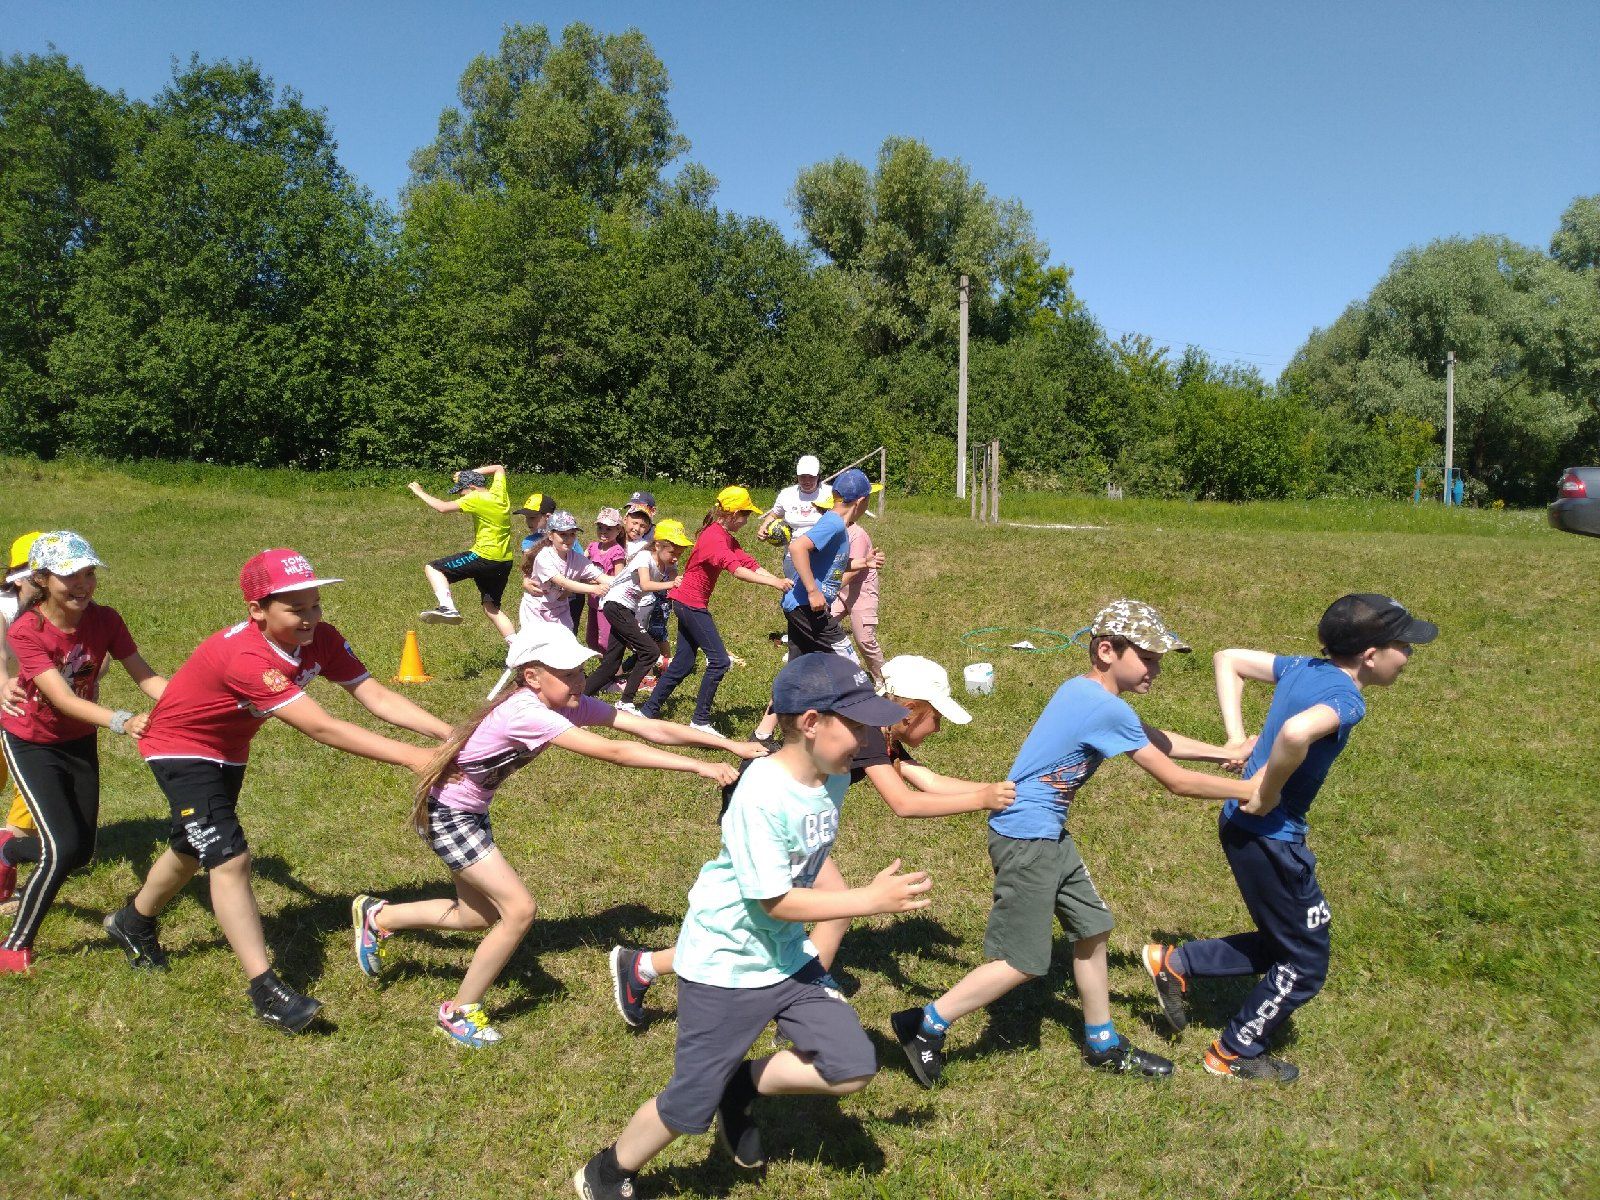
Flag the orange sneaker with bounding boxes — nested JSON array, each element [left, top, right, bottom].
[[1203, 1039, 1299, 1082], [1141, 942, 1188, 1032]]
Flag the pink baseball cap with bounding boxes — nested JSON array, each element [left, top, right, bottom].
[[239, 548, 344, 603]]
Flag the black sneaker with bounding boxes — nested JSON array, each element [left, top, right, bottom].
[[1141, 942, 1189, 1032], [608, 945, 650, 1029], [248, 974, 322, 1033], [715, 1070, 765, 1169], [890, 1007, 946, 1088], [572, 1150, 636, 1199], [1203, 1040, 1299, 1082], [103, 906, 169, 971], [1083, 1038, 1174, 1077]]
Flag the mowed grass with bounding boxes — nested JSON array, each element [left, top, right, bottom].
[[1, 456, 1595, 1200]]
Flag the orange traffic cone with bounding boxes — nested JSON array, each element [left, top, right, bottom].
[[394, 629, 432, 683]]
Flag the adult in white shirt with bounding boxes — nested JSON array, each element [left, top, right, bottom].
[[757, 454, 834, 543]]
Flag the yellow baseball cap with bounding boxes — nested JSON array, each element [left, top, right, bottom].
[[716, 485, 761, 514], [652, 518, 694, 548], [6, 531, 42, 585]]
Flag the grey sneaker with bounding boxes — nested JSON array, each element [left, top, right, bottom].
[[419, 606, 463, 624], [1204, 1040, 1299, 1082], [1141, 942, 1189, 1032]]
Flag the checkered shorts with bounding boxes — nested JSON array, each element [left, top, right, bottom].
[[424, 801, 496, 872]]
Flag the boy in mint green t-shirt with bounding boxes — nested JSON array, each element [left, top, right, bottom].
[[574, 655, 931, 1199]]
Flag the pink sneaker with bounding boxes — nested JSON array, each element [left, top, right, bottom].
[[0, 946, 34, 974]]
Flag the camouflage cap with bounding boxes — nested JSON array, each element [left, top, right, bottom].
[[1089, 599, 1191, 654]]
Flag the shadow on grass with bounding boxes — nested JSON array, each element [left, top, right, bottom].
[[652, 1100, 909, 1196], [826, 913, 966, 998]]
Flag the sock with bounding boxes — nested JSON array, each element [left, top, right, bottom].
[[1085, 1020, 1120, 1051], [122, 904, 156, 934], [920, 1002, 950, 1036], [1166, 944, 1189, 981], [595, 1145, 633, 1184], [723, 1058, 758, 1110], [633, 953, 659, 984], [431, 580, 454, 609], [248, 969, 281, 999]]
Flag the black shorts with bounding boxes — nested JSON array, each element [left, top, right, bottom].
[[785, 605, 859, 661], [150, 759, 249, 869], [429, 551, 513, 607]]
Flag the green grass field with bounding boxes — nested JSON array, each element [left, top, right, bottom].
[[1, 457, 1595, 1199]]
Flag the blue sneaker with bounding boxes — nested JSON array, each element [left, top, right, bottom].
[[436, 1001, 502, 1048], [351, 894, 389, 982]]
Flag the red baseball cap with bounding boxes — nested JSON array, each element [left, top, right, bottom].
[[239, 548, 344, 603]]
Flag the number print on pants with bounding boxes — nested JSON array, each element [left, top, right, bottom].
[[1306, 901, 1331, 929]]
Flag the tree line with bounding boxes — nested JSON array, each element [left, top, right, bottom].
[[3, 25, 1596, 502]]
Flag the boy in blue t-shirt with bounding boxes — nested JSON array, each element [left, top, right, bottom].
[[1142, 593, 1436, 1083], [890, 600, 1256, 1087], [573, 655, 930, 1200]]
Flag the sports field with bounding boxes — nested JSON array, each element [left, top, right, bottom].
[[2, 457, 1595, 1199]]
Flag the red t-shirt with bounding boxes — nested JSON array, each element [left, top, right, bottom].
[[139, 619, 370, 764], [2, 603, 137, 744], [669, 522, 758, 609]]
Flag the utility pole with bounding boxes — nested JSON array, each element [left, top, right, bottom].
[[957, 274, 969, 499], [1444, 350, 1455, 505]]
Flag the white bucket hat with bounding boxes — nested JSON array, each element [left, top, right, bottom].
[[881, 655, 972, 724]]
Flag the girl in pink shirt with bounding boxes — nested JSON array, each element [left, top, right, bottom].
[[833, 521, 887, 681], [351, 622, 763, 1048], [584, 507, 630, 652]]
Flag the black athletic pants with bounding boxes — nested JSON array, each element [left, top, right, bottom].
[[584, 602, 661, 702], [1, 731, 100, 951]]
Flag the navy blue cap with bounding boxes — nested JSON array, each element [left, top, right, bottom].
[[832, 468, 874, 502], [627, 490, 656, 509], [772, 653, 909, 725]]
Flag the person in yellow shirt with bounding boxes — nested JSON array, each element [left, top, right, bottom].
[[2, 532, 44, 865], [408, 466, 516, 641]]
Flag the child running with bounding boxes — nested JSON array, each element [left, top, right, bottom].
[[607, 654, 1015, 1028], [572, 654, 930, 1198], [582, 507, 629, 651], [0, 532, 167, 973], [637, 487, 789, 737], [889, 600, 1257, 1085], [102, 548, 451, 1032], [582, 519, 694, 713], [350, 622, 761, 1048], [2, 531, 43, 848], [1141, 593, 1436, 1082], [409, 465, 516, 639]]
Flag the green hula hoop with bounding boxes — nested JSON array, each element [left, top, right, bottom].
[[959, 626, 1085, 654]]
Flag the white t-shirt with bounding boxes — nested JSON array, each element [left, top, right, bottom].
[[601, 547, 677, 615], [520, 545, 604, 629], [770, 483, 834, 535]]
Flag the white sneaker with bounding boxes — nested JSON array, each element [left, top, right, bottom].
[[689, 721, 723, 738], [615, 702, 641, 716]]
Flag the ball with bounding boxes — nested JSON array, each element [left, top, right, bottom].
[[760, 519, 793, 546]]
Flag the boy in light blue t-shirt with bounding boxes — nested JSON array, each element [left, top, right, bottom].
[[574, 654, 930, 1200], [1143, 593, 1436, 1083], [891, 600, 1256, 1088]]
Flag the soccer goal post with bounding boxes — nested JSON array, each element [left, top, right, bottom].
[[821, 446, 888, 520]]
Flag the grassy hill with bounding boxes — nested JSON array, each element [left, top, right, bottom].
[[1, 457, 1593, 1199]]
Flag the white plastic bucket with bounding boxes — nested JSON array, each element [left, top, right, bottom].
[[963, 662, 994, 696]]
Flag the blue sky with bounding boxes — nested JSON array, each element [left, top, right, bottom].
[[5, 1, 1596, 376]]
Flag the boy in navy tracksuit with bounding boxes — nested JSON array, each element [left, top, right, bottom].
[[1142, 593, 1437, 1082]]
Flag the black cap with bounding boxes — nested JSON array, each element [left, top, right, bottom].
[[627, 490, 656, 510], [1318, 594, 1438, 657], [772, 654, 909, 725], [512, 494, 558, 516]]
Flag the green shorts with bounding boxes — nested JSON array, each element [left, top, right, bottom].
[[982, 828, 1114, 977]]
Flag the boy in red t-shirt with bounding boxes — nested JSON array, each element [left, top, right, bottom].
[[104, 549, 452, 1033]]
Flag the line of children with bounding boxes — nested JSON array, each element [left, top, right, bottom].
[[574, 654, 932, 1199], [351, 622, 763, 1047], [102, 548, 452, 1031], [607, 654, 1015, 1028], [524, 511, 615, 631], [410, 465, 516, 639], [0, 533, 167, 973], [1142, 593, 1435, 1081], [638, 487, 789, 737], [581, 519, 695, 712]]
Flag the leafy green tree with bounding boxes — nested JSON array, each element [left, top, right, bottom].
[[0, 51, 123, 452], [49, 57, 394, 467], [407, 22, 688, 212], [791, 136, 1073, 355], [1551, 195, 1600, 275]]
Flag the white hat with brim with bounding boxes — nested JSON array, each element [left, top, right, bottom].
[[506, 623, 599, 671], [28, 531, 104, 579], [881, 655, 972, 724]]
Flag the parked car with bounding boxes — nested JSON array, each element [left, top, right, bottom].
[[1548, 467, 1600, 537]]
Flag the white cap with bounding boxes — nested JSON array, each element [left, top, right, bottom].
[[506, 623, 599, 671], [796, 454, 821, 477], [881, 655, 971, 724]]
